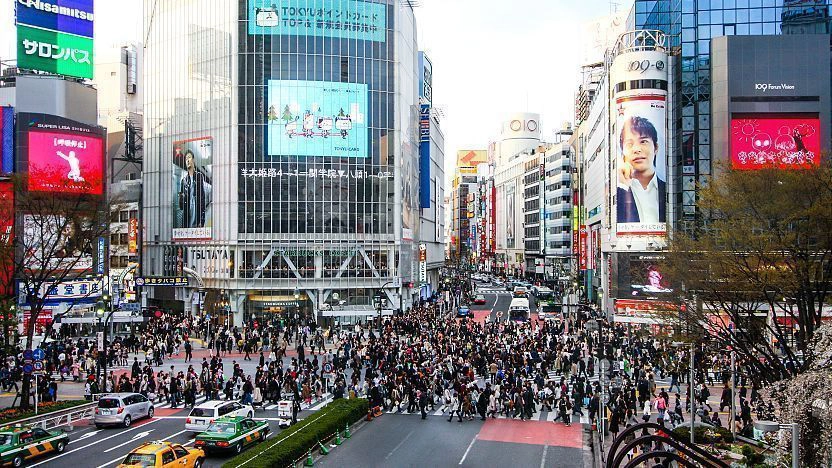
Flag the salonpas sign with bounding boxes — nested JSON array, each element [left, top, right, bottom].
[[15, 0, 95, 80]]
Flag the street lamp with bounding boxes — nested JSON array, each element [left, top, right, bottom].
[[754, 421, 799, 468], [374, 280, 397, 336]]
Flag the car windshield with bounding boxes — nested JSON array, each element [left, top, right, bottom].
[[98, 398, 120, 408], [206, 422, 237, 434], [120, 453, 156, 467], [0, 434, 12, 446], [189, 407, 214, 417]]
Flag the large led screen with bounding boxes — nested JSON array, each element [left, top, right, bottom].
[[27, 130, 104, 195], [172, 137, 213, 241], [731, 116, 820, 169], [248, 0, 387, 42], [615, 254, 674, 300], [267, 80, 368, 158]]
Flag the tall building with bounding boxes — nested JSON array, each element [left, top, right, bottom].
[[142, 0, 422, 326]]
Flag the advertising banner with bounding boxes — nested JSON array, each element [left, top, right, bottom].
[[615, 253, 674, 300], [15, 0, 95, 38], [0, 107, 13, 174], [172, 137, 213, 241], [128, 218, 138, 254], [17, 24, 94, 79], [505, 184, 515, 249], [419, 103, 431, 208], [23, 214, 94, 272], [579, 225, 588, 270], [267, 80, 368, 158], [731, 115, 820, 169], [611, 49, 668, 238], [0, 182, 13, 297], [248, 0, 387, 42], [18, 278, 102, 305]]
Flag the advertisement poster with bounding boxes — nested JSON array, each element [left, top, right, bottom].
[[248, 0, 387, 42], [128, 218, 138, 254], [23, 214, 94, 272], [172, 137, 213, 241], [579, 225, 588, 270], [614, 94, 667, 236], [0, 182, 13, 297], [27, 130, 104, 194], [267, 80, 368, 158], [17, 24, 94, 79], [15, 0, 95, 38], [731, 116, 820, 169], [0, 106, 13, 174], [505, 184, 515, 249]]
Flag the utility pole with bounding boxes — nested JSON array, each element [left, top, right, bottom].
[[690, 292, 697, 446], [730, 342, 736, 440]]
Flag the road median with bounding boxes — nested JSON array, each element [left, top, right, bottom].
[[222, 397, 368, 468]]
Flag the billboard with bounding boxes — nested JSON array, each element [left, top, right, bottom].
[[611, 49, 668, 237], [615, 253, 674, 300], [0, 107, 13, 174], [419, 103, 431, 208], [128, 218, 138, 254], [267, 80, 368, 158], [17, 24, 94, 79], [0, 182, 13, 297], [248, 0, 387, 42], [15, 0, 95, 38], [505, 184, 515, 249], [23, 214, 95, 272], [457, 150, 487, 169], [730, 115, 820, 169], [172, 137, 213, 241], [27, 130, 104, 194]]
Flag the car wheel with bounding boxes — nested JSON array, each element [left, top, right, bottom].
[[12, 455, 22, 467], [235, 442, 243, 454], [147, 407, 154, 419], [247, 412, 253, 419], [95, 423, 104, 429], [123, 415, 132, 428], [56, 440, 66, 453], [260, 431, 267, 442], [193, 458, 203, 468]]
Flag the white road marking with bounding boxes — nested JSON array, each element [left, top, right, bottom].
[[459, 435, 477, 465], [28, 419, 161, 467], [384, 429, 415, 461], [68, 429, 102, 444], [540, 444, 549, 468], [102, 429, 155, 453]]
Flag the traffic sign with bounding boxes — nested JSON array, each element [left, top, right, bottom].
[[32, 349, 45, 361], [33, 361, 44, 373], [323, 363, 333, 374], [22, 363, 33, 374], [23, 349, 33, 360]]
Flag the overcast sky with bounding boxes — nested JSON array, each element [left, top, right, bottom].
[[1, 0, 626, 180]]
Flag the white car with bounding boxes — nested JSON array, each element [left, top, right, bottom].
[[185, 400, 254, 432]]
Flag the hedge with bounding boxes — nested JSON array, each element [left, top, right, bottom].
[[672, 425, 734, 444], [0, 400, 91, 426], [223, 397, 369, 468]]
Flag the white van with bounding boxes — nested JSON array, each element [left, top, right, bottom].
[[507, 298, 530, 323]]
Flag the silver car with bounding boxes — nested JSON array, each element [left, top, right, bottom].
[[94, 392, 154, 428]]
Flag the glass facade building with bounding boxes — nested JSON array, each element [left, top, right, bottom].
[[142, 0, 421, 325], [629, 0, 832, 224]]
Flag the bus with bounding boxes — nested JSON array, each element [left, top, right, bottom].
[[508, 298, 531, 323], [538, 300, 562, 321]]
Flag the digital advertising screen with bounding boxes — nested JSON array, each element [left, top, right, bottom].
[[248, 0, 387, 42], [267, 80, 368, 158], [23, 214, 95, 273], [615, 254, 674, 300], [731, 115, 821, 169], [27, 130, 104, 195], [172, 137, 213, 241]]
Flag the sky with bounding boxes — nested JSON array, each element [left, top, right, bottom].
[[0, 0, 627, 181]]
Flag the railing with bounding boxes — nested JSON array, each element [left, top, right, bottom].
[[606, 422, 729, 468], [4, 401, 97, 431]]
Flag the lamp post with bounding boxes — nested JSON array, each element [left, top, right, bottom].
[[374, 280, 397, 337], [754, 421, 799, 468]]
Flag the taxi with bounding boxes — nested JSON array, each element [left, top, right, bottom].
[[0, 425, 69, 467], [193, 416, 270, 455], [117, 441, 204, 468]]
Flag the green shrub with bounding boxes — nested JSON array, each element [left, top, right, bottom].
[[223, 398, 369, 468], [0, 400, 91, 426], [672, 425, 734, 443]]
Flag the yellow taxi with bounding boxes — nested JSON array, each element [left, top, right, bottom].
[[117, 441, 205, 468]]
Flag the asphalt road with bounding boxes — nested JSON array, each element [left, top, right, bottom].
[[27, 400, 335, 468], [316, 412, 584, 468]]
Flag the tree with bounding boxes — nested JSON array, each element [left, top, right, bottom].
[[763, 323, 832, 467], [267, 105, 277, 121], [660, 162, 832, 384], [0, 175, 109, 409], [281, 105, 293, 123]]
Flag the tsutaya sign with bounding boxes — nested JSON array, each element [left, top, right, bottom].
[[188, 247, 234, 278]]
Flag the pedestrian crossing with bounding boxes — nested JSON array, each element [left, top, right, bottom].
[[476, 288, 512, 295], [384, 405, 591, 424], [148, 393, 335, 412]]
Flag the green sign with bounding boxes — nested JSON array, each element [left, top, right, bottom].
[[17, 25, 94, 79]]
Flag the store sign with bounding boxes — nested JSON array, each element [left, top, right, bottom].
[[418, 244, 427, 283], [189, 247, 233, 277], [134, 276, 189, 287], [17, 24, 94, 79], [419, 104, 431, 209], [240, 166, 392, 180], [248, 0, 387, 43], [96, 236, 105, 274], [579, 225, 588, 271], [18, 278, 102, 305], [128, 218, 138, 254]]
